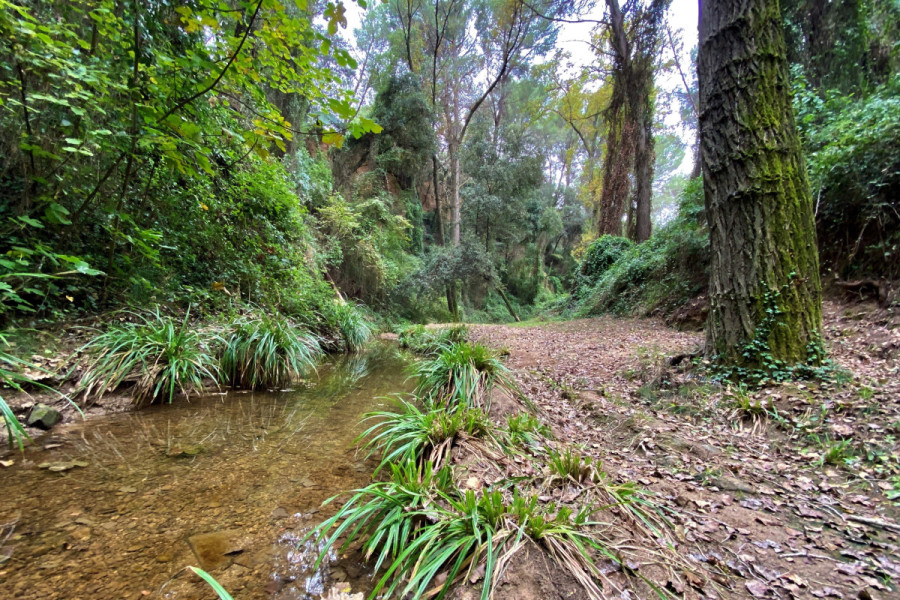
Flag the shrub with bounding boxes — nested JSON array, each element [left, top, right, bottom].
[[413, 341, 512, 410], [794, 75, 900, 278], [78, 309, 220, 406], [220, 313, 321, 390], [505, 413, 551, 447], [398, 324, 468, 355], [574, 235, 634, 298], [1, 334, 30, 449], [578, 178, 709, 316], [325, 302, 373, 352]]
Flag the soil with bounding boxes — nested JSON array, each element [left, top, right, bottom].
[[456, 300, 899, 599]]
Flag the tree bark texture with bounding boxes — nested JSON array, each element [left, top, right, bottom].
[[699, 0, 823, 365]]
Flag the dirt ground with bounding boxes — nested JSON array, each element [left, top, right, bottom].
[[461, 300, 899, 599]]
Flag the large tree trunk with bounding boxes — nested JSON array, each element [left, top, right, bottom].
[[699, 0, 823, 366], [630, 67, 654, 242], [597, 81, 632, 237]]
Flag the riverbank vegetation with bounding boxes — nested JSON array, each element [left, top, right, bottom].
[[2, 0, 899, 598]]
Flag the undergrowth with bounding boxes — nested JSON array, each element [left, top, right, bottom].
[[362, 399, 493, 472], [78, 308, 220, 406], [398, 324, 468, 355], [309, 459, 619, 600], [220, 312, 322, 389], [413, 341, 512, 409]]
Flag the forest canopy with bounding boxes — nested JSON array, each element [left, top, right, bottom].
[[0, 0, 897, 327]]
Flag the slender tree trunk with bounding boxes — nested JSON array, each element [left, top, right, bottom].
[[431, 154, 444, 245], [699, 0, 823, 366], [448, 138, 461, 245]]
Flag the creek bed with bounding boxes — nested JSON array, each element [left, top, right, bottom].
[[0, 342, 410, 600]]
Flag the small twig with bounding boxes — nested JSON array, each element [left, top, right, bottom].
[[844, 514, 900, 534], [778, 550, 840, 562]]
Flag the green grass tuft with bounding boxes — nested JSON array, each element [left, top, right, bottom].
[[220, 312, 322, 390], [361, 399, 493, 472], [398, 324, 468, 355], [413, 341, 512, 410], [1, 334, 31, 449], [78, 308, 219, 406], [309, 458, 613, 600], [329, 302, 373, 352]]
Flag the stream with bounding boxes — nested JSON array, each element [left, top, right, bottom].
[[0, 342, 411, 600]]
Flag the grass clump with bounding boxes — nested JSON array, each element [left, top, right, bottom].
[[362, 399, 493, 472], [398, 324, 468, 355], [547, 447, 601, 484], [79, 309, 219, 406], [504, 413, 551, 447], [328, 302, 373, 352], [413, 341, 512, 409], [1, 334, 31, 449], [220, 313, 322, 390], [310, 458, 614, 600]]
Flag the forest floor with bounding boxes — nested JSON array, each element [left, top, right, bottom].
[[462, 300, 899, 600]]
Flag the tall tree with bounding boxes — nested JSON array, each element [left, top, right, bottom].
[[596, 0, 669, 242], [698, 0, 823, 367]]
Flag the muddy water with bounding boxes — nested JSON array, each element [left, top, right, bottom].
[[0, 343, 410, 600]]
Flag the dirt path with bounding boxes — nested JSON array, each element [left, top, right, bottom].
[[467, 301, 899, 599]]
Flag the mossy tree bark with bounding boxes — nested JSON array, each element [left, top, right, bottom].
[[698, 0, 823, 366]]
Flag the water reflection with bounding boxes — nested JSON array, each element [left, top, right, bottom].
[[0, 342, 410, 600]]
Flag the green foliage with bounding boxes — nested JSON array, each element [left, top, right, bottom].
[[397, 324, 468, 355], [413, 341, 512, 410], [220, 312, 321, 390], [0, 0, 378, 318], [310, 459, 610, 600], [578, 178, 708, 316], [371, 73, 436, 189], [315, 192, 414, 303], [574, 236, 634, 298], [794, 74, 900, 278], [547, 447, 600, 484], [324, 302, 373, 352], [362, 399, 492, 472], [1, 333, 31, 449], [78, 308, 219, 406], [504, 413, 551, 447]]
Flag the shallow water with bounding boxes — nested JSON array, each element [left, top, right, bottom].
[[0, 343, 411, 600]]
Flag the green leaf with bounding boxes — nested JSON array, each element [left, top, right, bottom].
[[16, 216, 44, 228], [188, 567, 233, 600]]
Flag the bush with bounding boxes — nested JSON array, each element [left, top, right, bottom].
[[79, 309, 220, 406], [220, 313, 321, 390], [578, 178, 709, 316], [398, 324, 468, 355], [574, 236, 634, 298], [1, 334, 31, 449], [795, 75, 900, 278], [362, 399, 492, 472], [309, 459, 609, 600], [324, 302, 373, 352]]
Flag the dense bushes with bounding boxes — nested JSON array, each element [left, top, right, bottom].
[[573, 235, 634, 298], [576, 178, 709, 316], [795, 75, 900, 279]]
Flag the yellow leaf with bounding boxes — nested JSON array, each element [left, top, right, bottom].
[[322, 132, 344, 147], [65, 295, 74, 302], [200, 202, 209, 211]]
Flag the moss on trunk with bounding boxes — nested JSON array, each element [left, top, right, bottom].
[[698, 0, 823, 367]]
